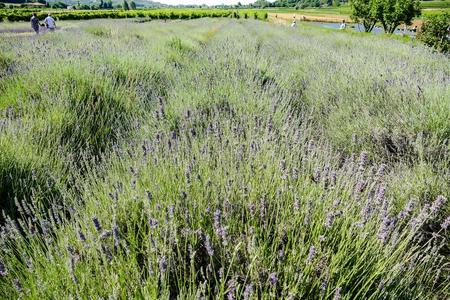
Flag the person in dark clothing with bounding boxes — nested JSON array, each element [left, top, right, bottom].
[[31, 13, 40, 34]]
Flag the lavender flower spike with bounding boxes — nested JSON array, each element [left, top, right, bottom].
[[92, 216, 102, 232], [243, 284, 254, 300], [430, 196, 446, 215], [333, 287, 342, 300], [441, 216, 450, 230], [0, 259, 7, 276], [204, 234, 214, 257], [307, 246, 316, 263], [268, 272, 278, 286]]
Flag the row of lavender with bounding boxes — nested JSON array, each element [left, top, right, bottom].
[[0, 18, 449, 298]]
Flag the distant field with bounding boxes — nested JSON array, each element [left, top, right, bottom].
[[0, 1, 448, 22], [251, 2, 449, 21], [420, 0, 450, 8]]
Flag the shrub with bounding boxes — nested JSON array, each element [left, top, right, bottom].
[[418, 13, 450, 53], [0, 134, 64, 221]]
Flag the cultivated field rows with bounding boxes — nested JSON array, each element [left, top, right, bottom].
[[0, 19, 449, 298]]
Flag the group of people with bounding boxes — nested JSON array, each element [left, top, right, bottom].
[[30, 13, 56, 35]]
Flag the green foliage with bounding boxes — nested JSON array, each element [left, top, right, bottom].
[[374, 0, 421, 33], [418, 13, 450, 53], [351, 0, 421, 33], [350, 0, 378, 32], [122, 0, 129, 10], [0, 9, 235, 22], [130, 0, 136, 9]]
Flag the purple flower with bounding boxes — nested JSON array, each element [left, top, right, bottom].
[[204, 234, 214, 257], [430, 196, 446, 215], [243, 283, 254, 300], [278, 249, 285, 260], [313, 168, 321, 183], [411, 204, 430, 230], [333, 287, 342, 300], [0, 259, 7, 276], [398, 199, 415, 220], [325, 212, 335, 229], [330, 171, 337, 187], [268, 272, 278, 286], [113, 224, 120, 249], [78, 230, 87, 242], [248, 203, 256, 216], [307, 246, 316, 263], [441, 216, 450, 230], [158, 256, 167, 275], [307, 140, 315, 153], [148, 217, 158, 229], [100, 230, 112, 240], [358, 151, 368, 170], [92, 216, 102, 232], [227, 280, 237, 300], [378, 216, 393, 244], [376, 185, 386, 205], [294, 197, 300, 211], [377, 164, 386, 177], [13, 278, 22, 293]]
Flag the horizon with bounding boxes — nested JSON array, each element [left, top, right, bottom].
[[157, 0, 255, 5]]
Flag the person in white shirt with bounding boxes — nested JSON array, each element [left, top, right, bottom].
[[340, 20, 346, 30], [44, 14, 56, 31], [291, 20, 297, 28]]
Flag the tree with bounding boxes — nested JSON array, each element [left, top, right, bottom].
[[350, 0, 420, 33], [372, 0, 421, 33], [350, 0, 378, 32], [418, 13, 449, 53], [122, 0, 129, 10], [130, 0, 136, 9]]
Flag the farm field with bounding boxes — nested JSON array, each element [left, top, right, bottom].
[[0, 1, 449, 23], [1, 18, 450, 298]]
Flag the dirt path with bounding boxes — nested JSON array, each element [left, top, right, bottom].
[[269, 13, 351, 24], [269, 12, 424, 27], [0, 26, 63, 38]]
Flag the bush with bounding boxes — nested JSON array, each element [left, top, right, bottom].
[[418, 13, 450, 53], [0, 135, 64, 221]]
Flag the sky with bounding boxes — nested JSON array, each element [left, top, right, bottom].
[[158, 0, 255, 5]]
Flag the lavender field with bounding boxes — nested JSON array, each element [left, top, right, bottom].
[[0, 18, 449, 299]]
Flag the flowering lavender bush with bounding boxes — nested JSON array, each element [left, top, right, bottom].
[[0, 19, 449, 299]]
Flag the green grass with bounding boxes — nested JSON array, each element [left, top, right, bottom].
[[420, 0, 450, 9], [0, 18, 449, 299]]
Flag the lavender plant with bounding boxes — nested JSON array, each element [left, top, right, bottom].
[[0, 18, 449, 299]]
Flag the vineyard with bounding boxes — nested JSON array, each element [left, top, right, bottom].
[[0, 8, 267, 22]]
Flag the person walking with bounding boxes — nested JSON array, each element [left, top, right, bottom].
[[31, 13, 40, 34], [44, 13, 56, 31], [339, 19, 346, 30]]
